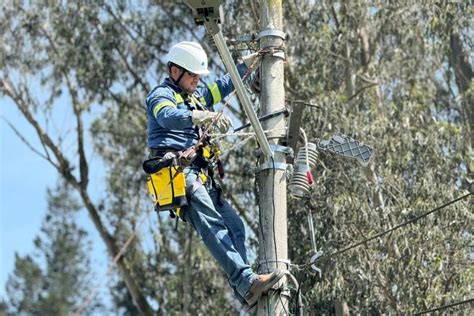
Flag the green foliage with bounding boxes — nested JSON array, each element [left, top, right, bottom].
[[1, 0, 472, 314], [215, 0, 472, 314], [3, 182, 102, 315]]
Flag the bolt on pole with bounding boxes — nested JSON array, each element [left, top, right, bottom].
[[257, 0, 289, 314]]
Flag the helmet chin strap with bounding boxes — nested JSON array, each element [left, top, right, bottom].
[[168, 63, 186, 87], [174, 71, 186, 86]]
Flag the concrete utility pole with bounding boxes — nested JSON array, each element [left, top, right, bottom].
[[257, 0, 289, 314]]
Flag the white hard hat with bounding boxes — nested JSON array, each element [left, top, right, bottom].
[[166, 41, 209, 75]]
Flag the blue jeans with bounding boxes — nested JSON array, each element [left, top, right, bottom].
[[182, 167, 256, 300]]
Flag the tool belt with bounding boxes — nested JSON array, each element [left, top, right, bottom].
[[144, 144, 225, 215], [148, 146, 218, 172], [143, 152, 187, 218]]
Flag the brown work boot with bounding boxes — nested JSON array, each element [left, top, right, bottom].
[[244, 270, 285, 307]]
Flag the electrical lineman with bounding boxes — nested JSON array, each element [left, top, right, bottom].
[[144, 41, 284, 311]]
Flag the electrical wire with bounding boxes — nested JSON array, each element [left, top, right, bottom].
[[257, 158, 269, 273], [182, 51, 261, 161], [208, 127, 287, 140], [413, 297, 474, 315], [305, 192, 472, 266], [285, 270, 304, 315], [276, 289, 289, 315]]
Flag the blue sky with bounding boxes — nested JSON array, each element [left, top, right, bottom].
[[0, 100, 111, 304], [0, 103, 55, 298], [0, 61, 250, 311]]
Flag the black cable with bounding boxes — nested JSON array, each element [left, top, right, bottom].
[[276, 289, 289, 315], [312, 192, 472, 264], [234, 108, 289, 132], [285, 99, 322, 109], [295, 282, 302, 316], [413, 297, 474, 315], [256, 158, 269, 273]]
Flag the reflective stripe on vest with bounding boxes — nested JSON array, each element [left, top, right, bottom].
[[208, 82, 222, 104], [175, 93, 184, 104], [153, 100, 176, 118], [199, 96, 207, 107]]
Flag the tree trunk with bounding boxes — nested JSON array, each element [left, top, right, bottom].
[[1, 77, 155, 316]]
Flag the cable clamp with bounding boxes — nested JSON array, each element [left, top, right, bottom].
[[258, 259, 292, 270], [255, 161, 287, 173], [255, 145, 293, 158], [257, 29, 286, 41]]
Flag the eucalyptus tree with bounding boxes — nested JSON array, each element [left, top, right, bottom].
[[221, 0, 472, 314], [2, 0, 472, 315], [1, 1, 237, 314]]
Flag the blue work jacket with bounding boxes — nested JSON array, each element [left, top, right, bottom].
[[146, 64, 247, 151]]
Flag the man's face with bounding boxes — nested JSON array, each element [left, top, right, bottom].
[[180, 69, 200, 94], [171, 66, 200, 94]]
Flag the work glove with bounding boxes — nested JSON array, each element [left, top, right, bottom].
[[192, 110, 233, 133], [162, 152, 177, 160], [242, 52, 259, 69]]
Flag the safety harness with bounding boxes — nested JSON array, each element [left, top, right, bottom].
[[143, 91, 224, 222]]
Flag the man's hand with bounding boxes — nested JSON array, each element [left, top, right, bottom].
[[192, 110, 233, 133], [242, 52, 259, 68]]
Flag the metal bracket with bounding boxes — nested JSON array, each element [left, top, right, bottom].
[[255, 161, 287, 173], [254, 145, 292, 172], [259, 259, 292, 267], [268, 50, 286, 60], [255, 144, 293, 158], [258, 259, 292, 273], [183, 0, 223, 25], [257, 29, 286, 41]]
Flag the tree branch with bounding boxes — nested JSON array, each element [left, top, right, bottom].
[[2, 76, 79, 188], [0, 115, 58, 169]]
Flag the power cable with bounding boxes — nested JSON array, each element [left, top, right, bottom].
[[234, 108, 289, 132], [285, 99, 321, 109], [413, 297, 474, 315], [257, 158, 270, 273], [303, 192, 472, 266]]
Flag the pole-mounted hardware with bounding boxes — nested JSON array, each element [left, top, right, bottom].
[[256, 29, 286, 41], [184, 0, 222, 25], [315, 133, 373, 167], [254, 144, 292, 173], [183, 0, 274, 159], [289, 133, 374, 198]]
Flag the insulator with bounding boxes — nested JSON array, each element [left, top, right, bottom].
[[288, 142, 318, 199]]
